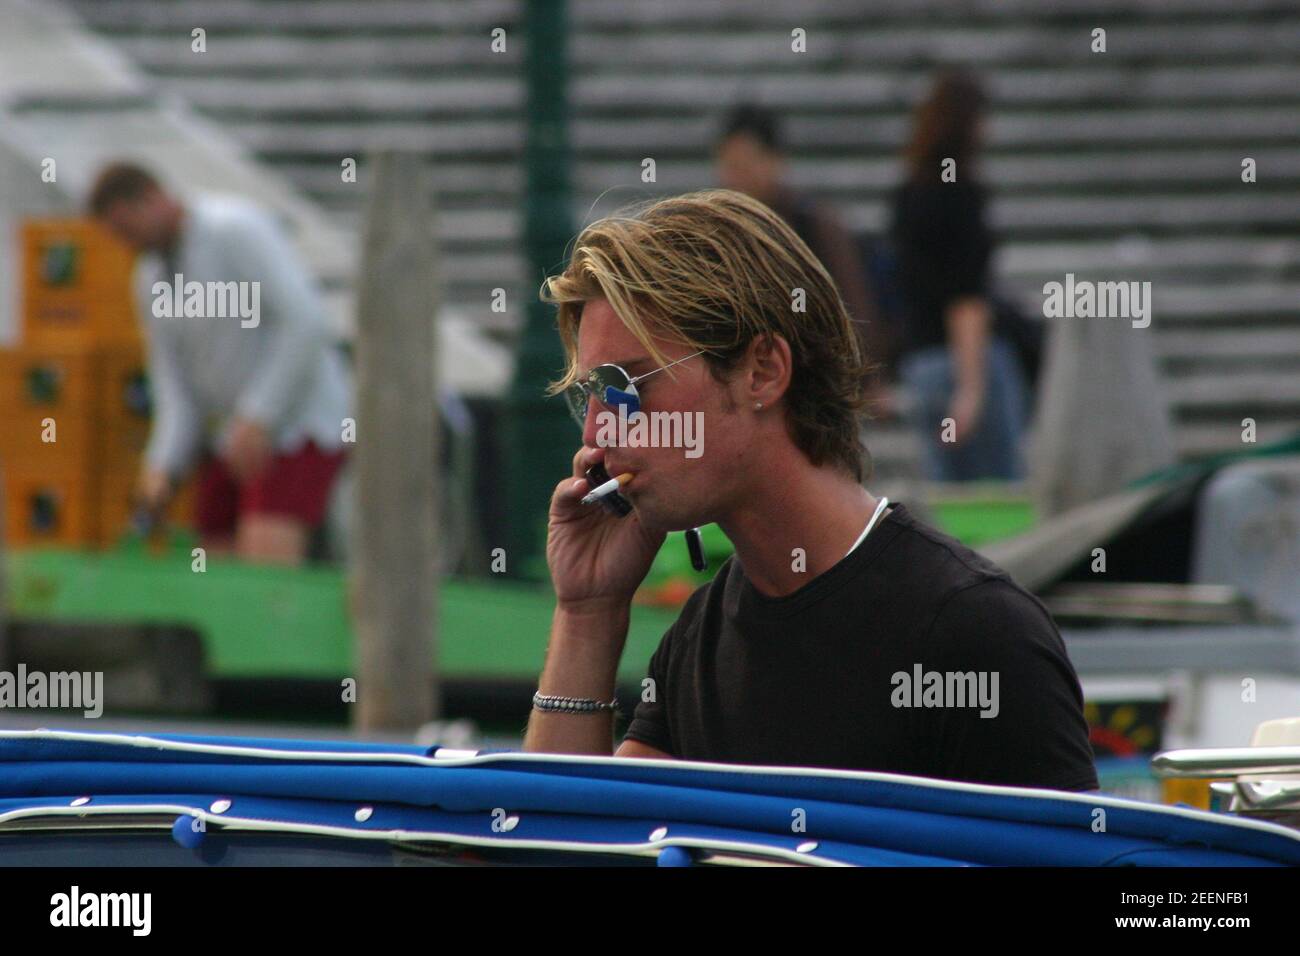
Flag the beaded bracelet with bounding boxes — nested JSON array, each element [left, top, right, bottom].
[[533, 691, 622, 718]]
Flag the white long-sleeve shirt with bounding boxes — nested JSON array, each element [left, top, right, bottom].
[[133, 195, 351, 476]]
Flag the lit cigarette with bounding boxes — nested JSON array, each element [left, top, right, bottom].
[[581, 472, 634, 505]]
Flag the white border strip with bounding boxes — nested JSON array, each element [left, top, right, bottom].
[[0, 803, 846, 867]]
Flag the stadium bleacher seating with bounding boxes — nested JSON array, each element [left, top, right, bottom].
[[60, 0, 1300, 478]]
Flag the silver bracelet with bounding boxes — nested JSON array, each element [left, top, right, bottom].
[[533, 691, 622, 718]]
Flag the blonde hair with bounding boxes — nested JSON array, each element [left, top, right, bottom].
[[541, 189, 875, 482]]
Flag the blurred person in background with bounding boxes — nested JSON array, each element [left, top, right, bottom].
[[716, 103, 895, 416], [89, 163, 351, 565], [890, 72, 1029, 482]]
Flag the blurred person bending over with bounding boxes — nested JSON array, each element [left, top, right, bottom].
[[890, 72, 1030, 481], [523, 189, 1097, 790], [716, 104, 895, 412], [90, 163, 350, 565]]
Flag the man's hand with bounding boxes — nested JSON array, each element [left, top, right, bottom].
[[945, 383, 986, 446], [136, 467, 174, 514], [223, 417, 274, 482], [547, 445, 667, 609]]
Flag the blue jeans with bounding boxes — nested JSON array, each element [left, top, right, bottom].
[[898, 336, 1029, 482]]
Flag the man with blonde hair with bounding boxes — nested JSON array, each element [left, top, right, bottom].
[[525, 189, 1096, 791]]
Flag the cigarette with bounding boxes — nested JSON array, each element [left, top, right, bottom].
[[581, 471, 634, 505]]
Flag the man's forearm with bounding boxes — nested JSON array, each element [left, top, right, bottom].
[[522, 601, 631, 755], [945, 296, 992, 393]]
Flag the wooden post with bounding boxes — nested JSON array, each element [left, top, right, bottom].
[[352, 152, 439, 731], [0, 465, 8, 672]]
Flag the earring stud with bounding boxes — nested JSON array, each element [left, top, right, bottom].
[[754, 401, 763, 410]]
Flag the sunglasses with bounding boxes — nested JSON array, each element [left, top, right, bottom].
[[563, 350, 707, 428]]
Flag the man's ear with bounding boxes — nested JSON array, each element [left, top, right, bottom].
[[749, 332, 791, 404]]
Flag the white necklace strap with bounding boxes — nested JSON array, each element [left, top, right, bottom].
[[844, 497, 890, 560]]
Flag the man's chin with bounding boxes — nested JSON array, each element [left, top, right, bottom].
[[631, 500, 707, 537], [628, 496, 670, 533]]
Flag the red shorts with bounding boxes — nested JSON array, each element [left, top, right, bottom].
[[194, 440, 346, 537]]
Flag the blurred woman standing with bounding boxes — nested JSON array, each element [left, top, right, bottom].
[[891, 72, 1029, 481]]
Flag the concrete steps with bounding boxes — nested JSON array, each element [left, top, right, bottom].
[[59, 0, 1300, 479]]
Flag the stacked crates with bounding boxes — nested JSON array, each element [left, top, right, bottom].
[[1, 218, 190, 548]]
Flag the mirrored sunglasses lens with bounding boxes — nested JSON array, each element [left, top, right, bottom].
[[590, 366, 633, 410], [565, 384, 589, 425]]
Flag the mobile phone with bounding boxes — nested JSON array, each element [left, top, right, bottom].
[[584, 461, 633, 517]]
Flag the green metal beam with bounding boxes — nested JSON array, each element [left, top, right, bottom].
[[505, 0, 575, 580]]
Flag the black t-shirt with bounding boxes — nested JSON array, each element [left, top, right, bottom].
[[624, 503, 1099, 791], [890, 180, 993, 356]]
